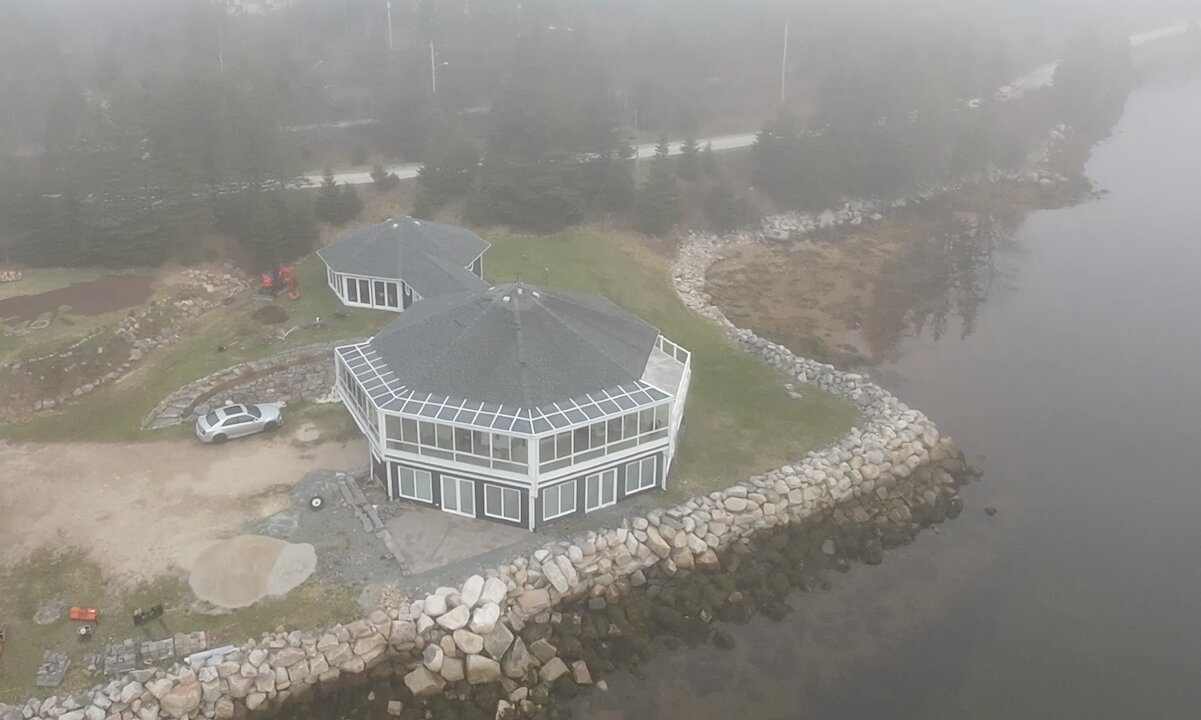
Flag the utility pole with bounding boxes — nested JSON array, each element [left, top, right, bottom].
[[386, 1, 394, 52], [429, 41, 437, 94], [780, 21, 790, 107]]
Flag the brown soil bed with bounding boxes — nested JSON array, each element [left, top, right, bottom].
[[0, 275, 154, 322], [707, 181, 1084, 366], [251, 304, 290, 325]]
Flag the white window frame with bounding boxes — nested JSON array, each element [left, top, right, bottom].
[[624, 456, 658, 495], [441, 475, 476, 517], [585, 469, 618, 512], [542, 480, 577, 521], [484, 484, 522, 523], [395, 466, 433, 503]]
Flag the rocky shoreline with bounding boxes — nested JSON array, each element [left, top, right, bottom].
[[2, 193, 979, 720]]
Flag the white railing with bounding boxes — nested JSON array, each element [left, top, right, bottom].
[[657, 335, 691, 365]]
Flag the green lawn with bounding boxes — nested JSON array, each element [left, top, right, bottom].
[[0, 549, 357, 702], [483, 227, 859, 498], [0, 257, 393, 442]]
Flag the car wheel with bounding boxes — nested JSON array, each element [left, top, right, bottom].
[[211, 434, 227, 445], [264, 420, 279, 432]]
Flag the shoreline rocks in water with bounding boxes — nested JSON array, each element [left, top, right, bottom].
[[2, 184, 983, 720]]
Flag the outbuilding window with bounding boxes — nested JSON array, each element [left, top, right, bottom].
[[542, 480, 577, 521], [585, 469, 618, 512], [624, 456, 657, 495], [397, 467, 433, 502], [484, 485, 521, 523], [441, 476, 476, 517]]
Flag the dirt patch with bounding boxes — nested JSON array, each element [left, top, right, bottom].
[[188, 535, 317, 609], [0, 432, 366, 583], [251, 304, 289, 325], [0, 275, 154, 323]]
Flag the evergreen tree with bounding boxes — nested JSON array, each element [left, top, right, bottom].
[[338, 184, 364, 223], [678, 134, 700, 180], [634, 147, 682, 236], [314, 171, 363, 225], [314, 170, 340, 222], [705, 173, 752, 233], [371, 164, 400, 191], [699, 142, 717, 176], [414, 132, 481, 216], [654, 134, 672, 163], [244, 194, 284, 267]]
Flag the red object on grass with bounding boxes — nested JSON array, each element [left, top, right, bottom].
[[69, 607, 99, 622]]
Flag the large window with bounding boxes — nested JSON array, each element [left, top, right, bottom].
[[345, 276, 358, 302], [338, 360, 374, 431], [585, 469, 618, 512], [624, 456, 658, 495], [396, 466, 433, 502], [383, 415, 528, 473], [441, 476, 475, 517], [542, 480, 577, 521], [484, 484, 521, 523], [539, 404, 670, 471]]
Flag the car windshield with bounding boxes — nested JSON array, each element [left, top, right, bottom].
[[247, 405, 262, 419], [204, 412, 219, 426]]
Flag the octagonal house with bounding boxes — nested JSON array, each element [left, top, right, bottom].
[[334, 283, 691, 529], [317, 216, 490, 311]]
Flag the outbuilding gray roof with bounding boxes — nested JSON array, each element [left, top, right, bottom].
[[336, 284, 674, 433], [317, 217, 490, 298]]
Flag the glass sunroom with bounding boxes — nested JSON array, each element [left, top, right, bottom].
[[332, 284, 691, 530]]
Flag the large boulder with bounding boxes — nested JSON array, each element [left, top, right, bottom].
[[404, 667, 446, 698], [501, 638, 531, 679], [460, 575, 485, 609], [483, 624, 515, 659], [436, 604, 471, 631], [469, 603, 501, 635], [422, 644, 444, 672], [452, 629, 484, 655], [465, 655, 503, 685], [479, 577, 507, 606], [160, 681, 201, 719], [539, 657, 570, 684], [423, 594, 448, 617]]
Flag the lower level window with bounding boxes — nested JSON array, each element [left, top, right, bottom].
[[484, 484, 522, 523], [585, 469, 618, 512], [542, 480, 577, 521], [396, 466, 433, 502], [441, 475, 476, 517], [624, 456, 658, 494]]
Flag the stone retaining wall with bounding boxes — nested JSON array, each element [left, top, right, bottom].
[[4, 197, 980, 720], [141, 340, 364, 430]]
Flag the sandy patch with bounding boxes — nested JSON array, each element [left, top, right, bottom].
[[0, 432, 365, 581], [188, 535, 317, 609]]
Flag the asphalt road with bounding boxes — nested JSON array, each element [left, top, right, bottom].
[[298, 22, 1193, 188]]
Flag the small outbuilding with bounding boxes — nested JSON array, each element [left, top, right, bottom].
[[317, 216, 489, 312], [334, 282, 691, 529]]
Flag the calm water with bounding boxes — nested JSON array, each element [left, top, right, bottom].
[[571, 71, 1201, 720]]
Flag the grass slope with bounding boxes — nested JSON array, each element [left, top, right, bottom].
[[0, 257, 393, 442], [482, 226, 859, 499]]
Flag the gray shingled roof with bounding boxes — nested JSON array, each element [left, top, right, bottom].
[[364, 283, 662, 408], [317, 217, 490, 298]]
